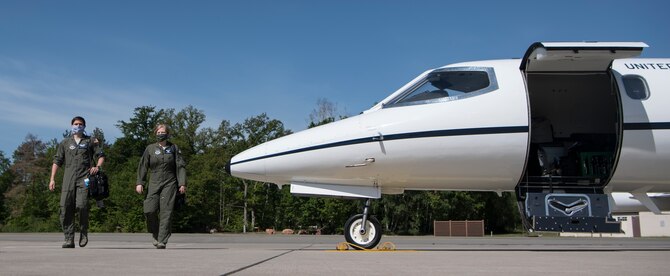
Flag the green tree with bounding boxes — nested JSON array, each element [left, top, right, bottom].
[[0, 151, 15, 226], [172, 148, 226, 232], [170, 105, 206, 157], [2, 134, 58, 232], [115, 106, 168, 158], [480, 192, 521, 233]]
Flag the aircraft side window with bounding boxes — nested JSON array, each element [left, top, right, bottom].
[[386, 67, 498, 107], [622, 75, 649, 100]]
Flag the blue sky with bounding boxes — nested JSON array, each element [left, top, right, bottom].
[[0, 0, 668, 157]]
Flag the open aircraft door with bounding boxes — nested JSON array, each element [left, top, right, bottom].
[[521, 42, 647, 72], [518, 42, 647, 233]]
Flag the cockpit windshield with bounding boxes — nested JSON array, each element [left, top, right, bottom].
[[385, 67, 498, 108]]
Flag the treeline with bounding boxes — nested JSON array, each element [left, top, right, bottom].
[[0, 105, 520, 235]]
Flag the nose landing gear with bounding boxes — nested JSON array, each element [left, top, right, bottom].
[[343, 199, 382, 249]]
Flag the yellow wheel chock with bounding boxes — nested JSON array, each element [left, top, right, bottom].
[[335, 241, 396, 251]]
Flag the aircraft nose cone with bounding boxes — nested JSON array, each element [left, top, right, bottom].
[[225, 161, 231, 175], [228, 144, 268, 183]]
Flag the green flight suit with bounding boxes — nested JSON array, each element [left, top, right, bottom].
[[53, 136, 104, 241], [137, 142, 186, 245]]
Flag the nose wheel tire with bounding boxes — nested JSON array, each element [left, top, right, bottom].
[[344, 214, 382, 249]]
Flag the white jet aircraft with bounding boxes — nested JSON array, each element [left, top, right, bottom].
[[227, 41, 670, 249]]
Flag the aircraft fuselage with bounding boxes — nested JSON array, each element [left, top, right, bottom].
[[229, 42, 670, 244]]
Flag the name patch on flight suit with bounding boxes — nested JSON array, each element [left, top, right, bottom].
[[165, 148, 172, 154]]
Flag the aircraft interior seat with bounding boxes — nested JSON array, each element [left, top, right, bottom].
[[529, 117, 557, 176], [539, 144, 575, 176]]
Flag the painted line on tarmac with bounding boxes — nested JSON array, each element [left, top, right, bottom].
[[220, 244, 314, 275]]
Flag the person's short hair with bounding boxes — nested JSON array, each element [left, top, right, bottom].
[[71, 116, 86, 126], [154, 124, 170, 134]]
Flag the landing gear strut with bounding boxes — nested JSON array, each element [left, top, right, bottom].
[[344, 199, 382, 249]]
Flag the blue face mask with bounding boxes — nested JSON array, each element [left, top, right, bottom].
[[71, 125, 85, 134]]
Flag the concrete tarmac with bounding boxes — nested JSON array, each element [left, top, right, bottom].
[[1, 233, 669, 275]]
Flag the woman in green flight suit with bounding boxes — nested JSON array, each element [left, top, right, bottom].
[[135, 124, 186, 249]]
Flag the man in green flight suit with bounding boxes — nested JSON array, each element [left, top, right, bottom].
[[49, 116, 105, 248]]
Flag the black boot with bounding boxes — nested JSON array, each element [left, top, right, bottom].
[[62, 238, 74, 248], [79, 233, 88, 247]]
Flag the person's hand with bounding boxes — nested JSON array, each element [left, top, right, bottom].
[[179, 186, 186, 194], [49, 180, 56, 191], [135, 184, 143, 194], [89, 166, 99, 175]]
